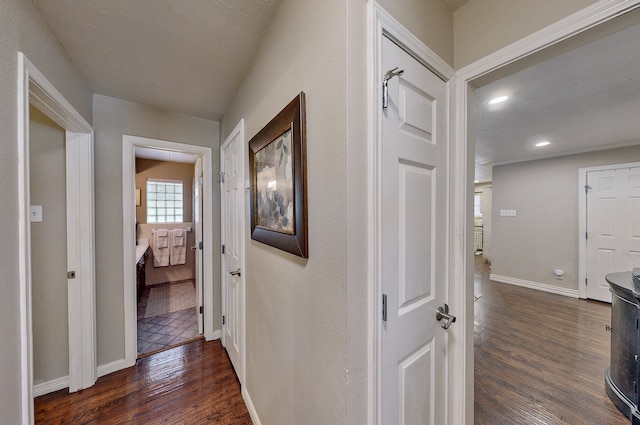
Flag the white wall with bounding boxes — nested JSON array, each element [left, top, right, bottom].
[[453, 0, 597, 68], [0, 1, 92, 421], [92, 95, 219, 367], [221, 0, 455, 422], [492, 145, 640, 291], [29, 105, 69, 386]]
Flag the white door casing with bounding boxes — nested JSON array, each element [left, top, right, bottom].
[[122, 135, 215, 367], [450, 2, 640, 424], [379, 34, 449, 424], [220, 120, 246, 385], [581, 164, 640, 302], [194, 156, 204, 334], [18, 52, 96, 425]]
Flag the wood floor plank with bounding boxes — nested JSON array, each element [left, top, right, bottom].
[[35, 340, 252, 425], [474, 256, 629, 425]]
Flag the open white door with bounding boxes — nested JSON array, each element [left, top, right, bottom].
[[220, 121, 245, 385], [584, 164, 640, 302], [379, 35, 450, 424], [193, 156, 204, 334]]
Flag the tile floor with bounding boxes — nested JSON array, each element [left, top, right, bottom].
[[137, 281, 201, 356]]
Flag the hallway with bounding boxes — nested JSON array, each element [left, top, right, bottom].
[[35, 340, 252, 424]]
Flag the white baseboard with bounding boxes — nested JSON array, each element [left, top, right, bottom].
[[211, 329, 221, 340], [98, 359, 127, 378], [242, 386, 262, 425], [33, 376, 69, 397], [490, 274, 579, 298]]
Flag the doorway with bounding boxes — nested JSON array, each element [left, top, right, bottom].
[[18, 53, 96, 424], [456, 2, 640, 424], [134, 155, 202, 357], [122, 135, 215, 367]]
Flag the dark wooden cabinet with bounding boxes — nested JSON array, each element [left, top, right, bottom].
[[606, 271, 640, 424], [136, 247, 149, 302]]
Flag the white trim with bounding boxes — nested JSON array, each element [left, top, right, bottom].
[[18, 52, 95, 425], [242, 387, 262, 425], [451, 2, 640, 423], [578, 161, 640, 299], [368, 3, 454, 425], [33, 376, 70, 398], [97, 359, 128, 378], [490, 274, 580, 298], [220, 119, 246, 386], [211, 329, 221, 340], [122, 135, 216, 367]]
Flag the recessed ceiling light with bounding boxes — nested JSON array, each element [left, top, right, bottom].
[[536, 141, 551, 147], [488, 95, 509, 105]]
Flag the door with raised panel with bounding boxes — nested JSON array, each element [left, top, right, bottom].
[[220, 125, 244, 384], [586, 166, 640, 302], [380, 35, 449, 425]]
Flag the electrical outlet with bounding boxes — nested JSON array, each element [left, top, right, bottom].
[[500, 209, 517, 217]]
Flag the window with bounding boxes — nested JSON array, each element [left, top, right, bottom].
[[146, 179, 183, 223]]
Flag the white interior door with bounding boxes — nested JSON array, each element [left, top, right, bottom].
[[193, 156, 204, 334], [220, 122, 245, 384], [586, 166, 640, 302], [380, 36, 449, 425]]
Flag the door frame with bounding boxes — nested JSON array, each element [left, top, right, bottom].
[[451, 1, 640, 423], [122, 135, 215, 367], [578, 161, 640, 299], [18, 52, 96, 425], [368, 4, 454, 424], [219, 119, 246, 386]]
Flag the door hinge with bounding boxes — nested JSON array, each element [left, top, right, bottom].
[[585, 278, 588, 286], [199, 305, 204, 314], [585, 232, 588, 240], [382, 294, 388, 322], [198, 176, 203, 185], [585, 184, 592, 193], [218, 171, 225, 183], [222, 315, 226, 325], [382, 67, 404, 109], [199, 241, 203, 250], [222, 244, 225, 254]]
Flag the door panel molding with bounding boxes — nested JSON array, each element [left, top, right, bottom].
[[579, 161, 640, 300], [18, 52, 95, 425], [122, 135, 215, 367], [369, 4, 453, 425], [220, 119, 246, 387]]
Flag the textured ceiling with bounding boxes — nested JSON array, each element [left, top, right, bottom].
[[474, 15, 640, 182], [33, 0, 284, 121]]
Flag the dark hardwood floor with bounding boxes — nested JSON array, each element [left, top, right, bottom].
[[474, 255, 629, 425], [35, 340, 252, 425]]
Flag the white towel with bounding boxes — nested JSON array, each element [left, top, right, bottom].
[[173, 229, 185, 247], [170, 229, 187, 265], [153, 229, 170, 267]]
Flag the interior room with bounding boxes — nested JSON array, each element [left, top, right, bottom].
[[471, 8, 640, 423], [134, 151, 201, 356]]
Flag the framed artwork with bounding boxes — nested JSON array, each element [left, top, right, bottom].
[[249, 92, 308, 258]]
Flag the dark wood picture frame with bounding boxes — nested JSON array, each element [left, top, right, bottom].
[[249, 92, 308, 258]]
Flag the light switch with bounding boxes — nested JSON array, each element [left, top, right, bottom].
[[30, 205, 43, 222], [500, 209, 517, 217]]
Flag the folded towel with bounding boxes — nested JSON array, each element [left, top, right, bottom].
[[170, 229, 187, 265], [155, 229, 169, 248], [173, 229, 184, 247], [153, 229, 170, 267]]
